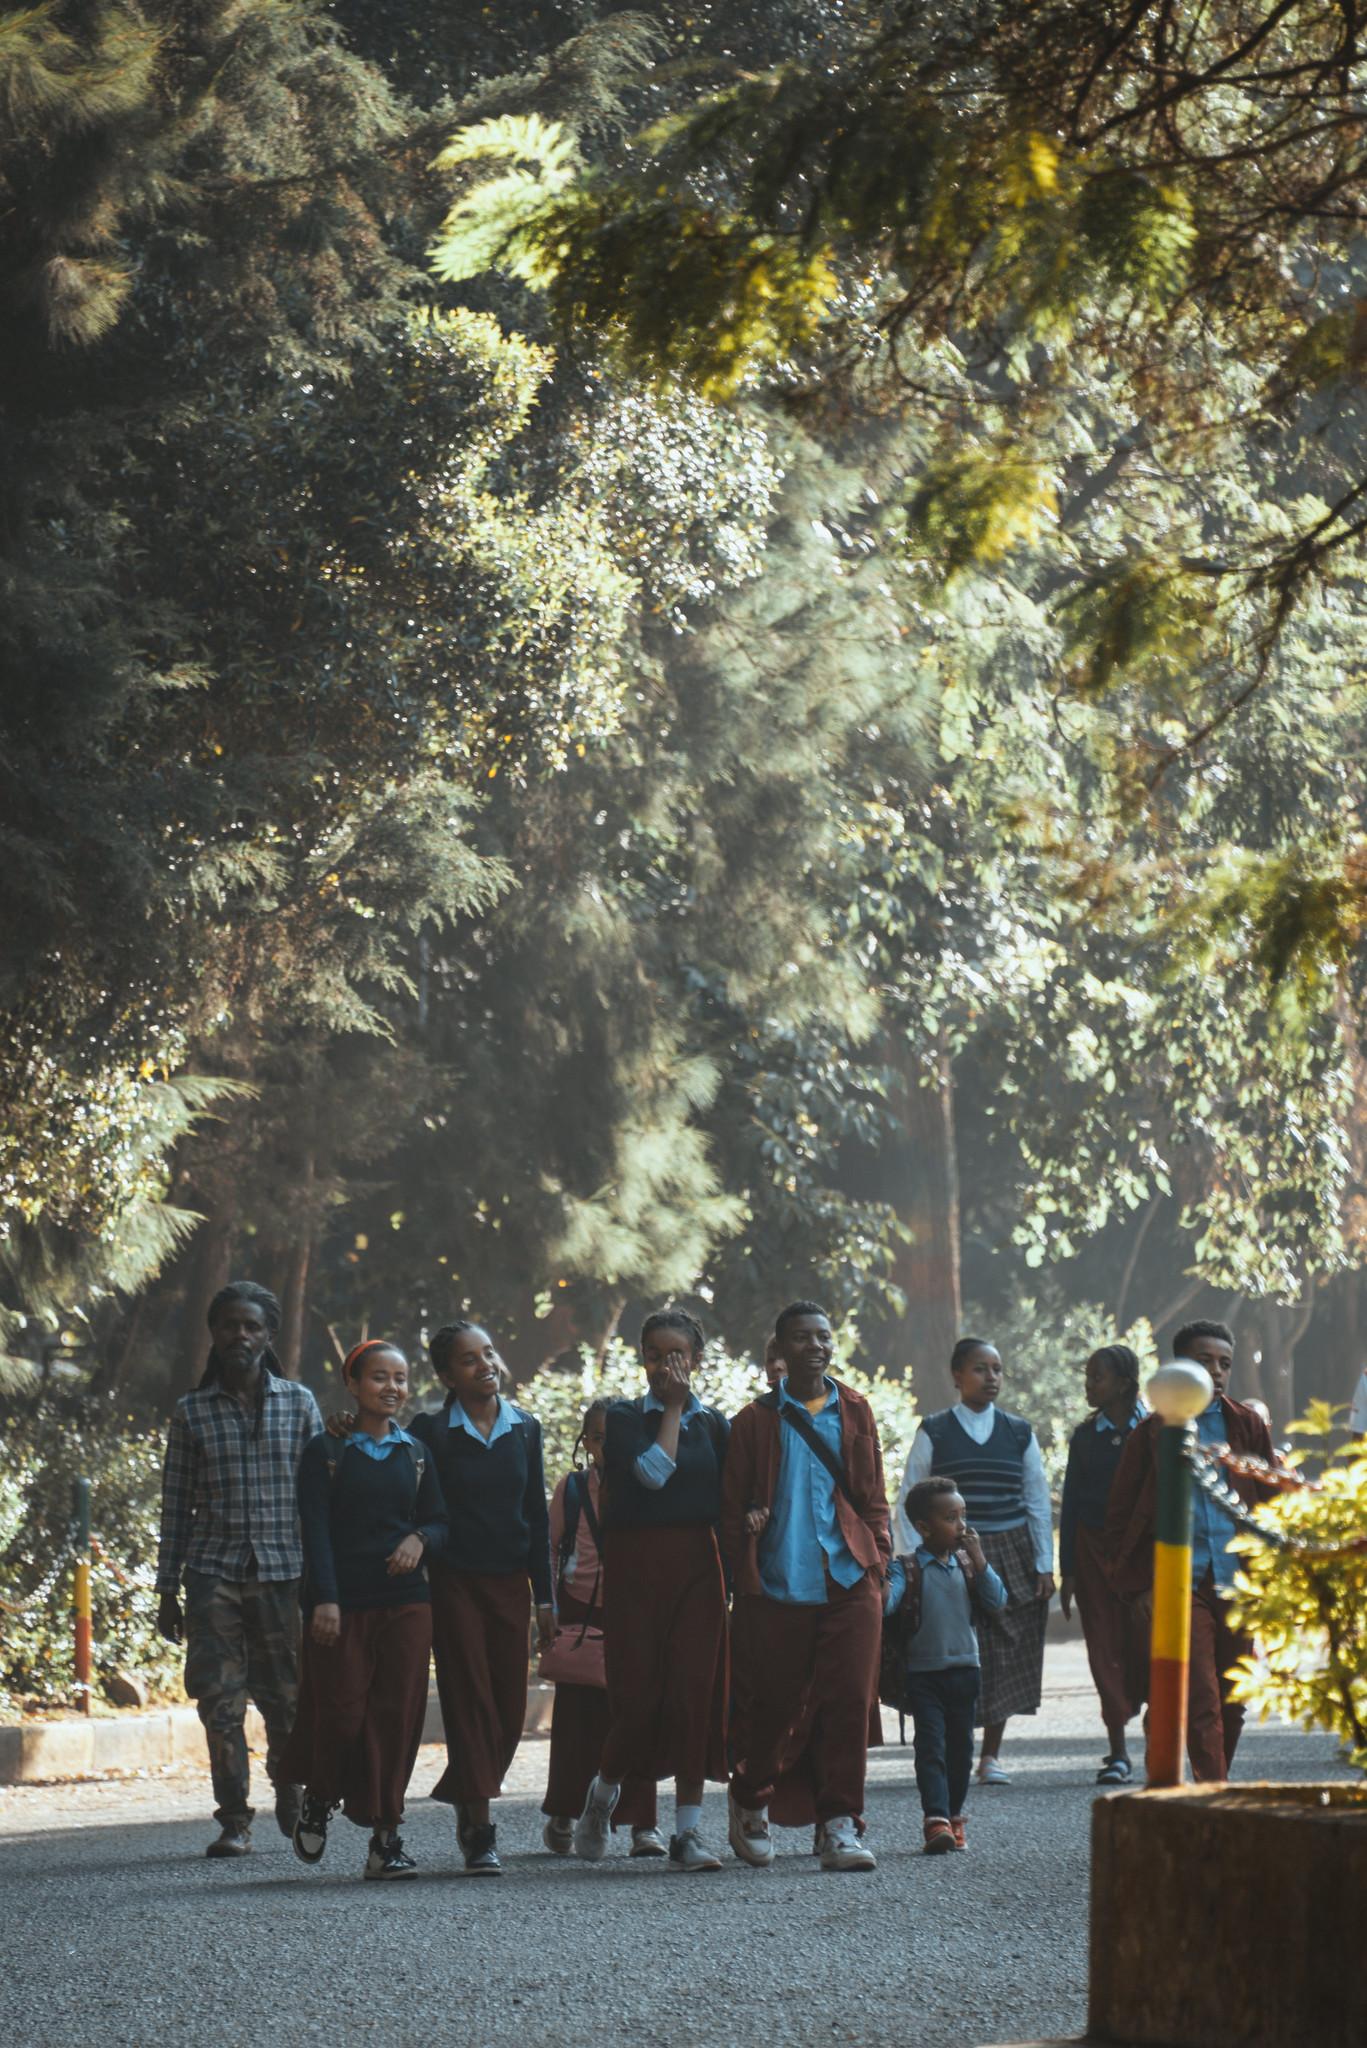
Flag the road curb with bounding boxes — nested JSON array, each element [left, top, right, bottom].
[[0, 1681, 554, 1787]]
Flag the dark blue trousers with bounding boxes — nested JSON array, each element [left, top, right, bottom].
[[905, 1665, 980, 1820]]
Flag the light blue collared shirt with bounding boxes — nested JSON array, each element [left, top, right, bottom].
[[447, 1395, 516, 1447], [757, 1378, 863, 1605], [634, 1390, 703, 1490], [1192, 1398, 1239, 1592], [1096, 1401, 1147, 1435], [346, 1422, 419, 1461], [883, 1544, 1007, 1671]]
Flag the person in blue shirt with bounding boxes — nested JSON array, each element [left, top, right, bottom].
[[721, 1302, 890, 1873], [574, 1309, 730, 1873], [285, 1340, 447, 1880], [1058, 1344, 1148, 1785], [884, 1476, 1006, 1853]]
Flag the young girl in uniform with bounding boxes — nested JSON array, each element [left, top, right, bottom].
[[895, 1337, 1055, 1785], [287, 1339, 447, 1879], [540, 1398, 663, 1857], [1059, 1344, 1147, 1784], [412, 1320, 555, 1874], [574, 1310, 730, 1872]]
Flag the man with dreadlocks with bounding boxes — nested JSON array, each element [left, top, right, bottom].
[[155, 1281, 323, 1857]]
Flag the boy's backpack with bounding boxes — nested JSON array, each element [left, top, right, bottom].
[[878, 1548, 986, 1740]]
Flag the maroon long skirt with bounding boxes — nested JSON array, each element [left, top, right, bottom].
[[428, 1566, 530, 1805], [281, 1602, 432, 1829], [600, 1523, 728, 1786], [1074, 1523, 1146, 1729], [541, 1592, 656, 1827]]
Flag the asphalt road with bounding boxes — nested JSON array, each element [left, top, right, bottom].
[[4, 1643, 1352, 2048]]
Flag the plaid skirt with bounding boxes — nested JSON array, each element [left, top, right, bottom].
[[976, 1520, 1048, 1724]]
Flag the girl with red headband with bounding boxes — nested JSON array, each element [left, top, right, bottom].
[[284, 1339, 447, 1879]]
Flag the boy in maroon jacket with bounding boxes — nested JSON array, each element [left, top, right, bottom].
[[720, 1302, 890, 1871], [1106, 1319, 1275, 1781]]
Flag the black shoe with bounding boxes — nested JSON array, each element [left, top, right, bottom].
[[365, 1832, 418, 1880], [293, 1792, 332, 1866], [206, 1820, 252, 1859], [274, 1782, 303, 1838], [462, 1823, 501, 1875]]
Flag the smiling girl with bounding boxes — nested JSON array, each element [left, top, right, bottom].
[[412, 1320, 554, 1875], [286, 1339, 447, 1880]]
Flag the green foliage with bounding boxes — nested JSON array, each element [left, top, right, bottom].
[[0, 1397, 181, 1714], [1229, 1412, 1367, 1772]]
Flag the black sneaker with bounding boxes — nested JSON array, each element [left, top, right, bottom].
[[274, 1782, 303, 1838], [364, 1832, 418, 1880], [293, 1792, 332, 1866], [206, 1820, 252, 1859], [462, 1823, 501, 1875]]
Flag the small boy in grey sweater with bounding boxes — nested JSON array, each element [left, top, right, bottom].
[[884, 1475, 1006, 1852]]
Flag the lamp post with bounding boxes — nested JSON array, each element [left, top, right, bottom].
[[1144, 1360, 1213, 1788], [72, 1477, 92, 1716]]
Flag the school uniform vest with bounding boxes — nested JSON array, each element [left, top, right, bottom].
[[922, 1407, 1033, 1532]]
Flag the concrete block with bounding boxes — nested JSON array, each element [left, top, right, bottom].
[[91, 1714, 172, 1773], [1089, 1783, 1367, 2048], [169, 1707, 206, 1764], [19, 1718, 94, 1781]]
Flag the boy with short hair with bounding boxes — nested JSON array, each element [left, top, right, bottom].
[[884, 1475, 1006, 1853]]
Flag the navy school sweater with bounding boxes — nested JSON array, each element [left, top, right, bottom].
[[601, 1398, 729, 1530], [296, 1433, 448, 1614], [409, 1402, 554, 1606]]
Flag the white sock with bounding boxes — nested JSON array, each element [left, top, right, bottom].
[[588, 1774, 619, 1813], [674, 1800, 702, 1836]]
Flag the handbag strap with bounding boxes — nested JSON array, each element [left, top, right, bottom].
[[556, 1470, 603, 1639], [778, 1397, 857, 1509]]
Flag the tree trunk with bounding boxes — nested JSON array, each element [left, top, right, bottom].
[[275, 1234, 312, 1381], [884, 1032, 962, 1406], [180, 1202, 236, 1392]]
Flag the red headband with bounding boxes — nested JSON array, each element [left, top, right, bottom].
[[343, 1338, 402, 1376]]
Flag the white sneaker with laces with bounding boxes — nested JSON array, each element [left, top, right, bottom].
[[629, 1826, 667, 1858], [977, 1755, 1010, 1786], [668, 1826, 721, 1872], [727, 1790, 775, 1867], [572, 1776, 620, 1861], [819, 1815, 876, 1872]]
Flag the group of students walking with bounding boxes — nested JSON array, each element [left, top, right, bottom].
[[156, 1280, 1273, 1881]]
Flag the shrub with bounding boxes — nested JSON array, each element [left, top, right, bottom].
[[0, 1396, 181, 1714]]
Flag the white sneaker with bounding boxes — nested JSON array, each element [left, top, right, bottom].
[[542, 1815, 574, 1856], [629, 1826, 667, 1858], [668, 1825, 721, 1871], [977, 1755, 1010, 1786], [819, 1815, 876, 1872], [727, 1790, 774, 1867], [572, 1777, 619, 1861]]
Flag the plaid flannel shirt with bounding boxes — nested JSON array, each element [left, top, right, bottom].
[[156, 1374, 323, 1592]]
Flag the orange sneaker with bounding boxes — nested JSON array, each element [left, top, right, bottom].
[[949, 1816, 967, 1851], [923, 1816, 955, 1855]]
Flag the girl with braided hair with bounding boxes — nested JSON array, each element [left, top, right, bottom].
[[1059, 1345, 1148, 1785], [574, 1309, 731, 1873], [411, 1320, 554, 1875]]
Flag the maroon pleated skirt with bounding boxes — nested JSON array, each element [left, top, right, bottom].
[[282, 1601, 432, 1829], [428, 1567, 530, 1805], [600, 1522, 728, 1786]]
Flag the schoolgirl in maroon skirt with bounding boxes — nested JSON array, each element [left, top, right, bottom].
[[540, 1399, 662, 1856], [286, 1340, 447, 1880], [411, 1320, 554, 1874], [573, 1310, 730, 1873], [1059, 1344, 1148, 1785]]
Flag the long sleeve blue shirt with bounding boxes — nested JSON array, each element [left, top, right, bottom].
[[1192, 1399, 1240, 1592], [884, 1546, 1007, 1672], [756, 1377, 863, 1605]]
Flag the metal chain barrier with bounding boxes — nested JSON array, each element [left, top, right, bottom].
[[0, 1515, 82, 1616], [1183, 1440, 1367, 1561]]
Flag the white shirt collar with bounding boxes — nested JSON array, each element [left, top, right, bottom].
[[952, 1399, 998, 1443]]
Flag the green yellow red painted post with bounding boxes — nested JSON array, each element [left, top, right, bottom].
[[72, 1476, 92, 1716], [1143, 1361, 1214, 1789]]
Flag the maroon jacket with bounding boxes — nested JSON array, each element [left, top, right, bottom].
[[1104, 1396, 1276, 1599], [720, 1381, 891, 1598]]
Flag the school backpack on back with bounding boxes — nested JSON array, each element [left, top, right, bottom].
[[878, 1548, 987, 1737]]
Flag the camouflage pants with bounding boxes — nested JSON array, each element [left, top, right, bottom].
[[183, 1571, 301, 1825]]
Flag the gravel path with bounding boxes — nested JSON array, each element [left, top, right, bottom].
[[3, 1643, 1351, 2048]]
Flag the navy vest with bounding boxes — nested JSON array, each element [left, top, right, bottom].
[[922, 1407, 1033, 1531]]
